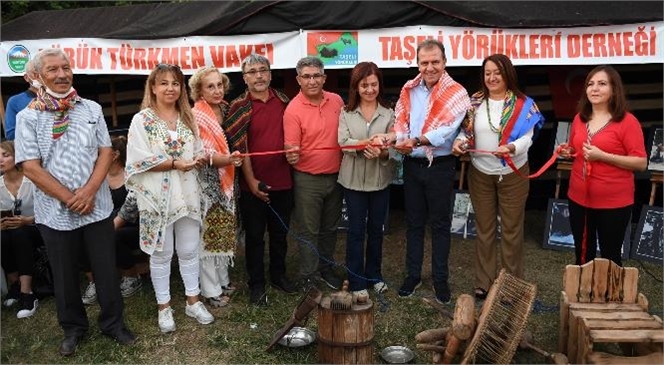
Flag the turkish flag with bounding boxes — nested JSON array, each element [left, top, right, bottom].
[[548, 66, 592, 119]]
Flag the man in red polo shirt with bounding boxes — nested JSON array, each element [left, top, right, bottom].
[[224, 54, 298, 306], [284, 56, 345, 291]]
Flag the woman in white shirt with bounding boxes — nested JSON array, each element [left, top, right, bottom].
[[452, 54, 545, 300], [126, 64, 213, 333], [0, 140, 42, 318]]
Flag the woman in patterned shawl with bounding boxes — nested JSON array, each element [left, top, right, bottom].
[[125, 64, 214, 333], [452, 54, 545, 301], [188, 66, 243, 308]]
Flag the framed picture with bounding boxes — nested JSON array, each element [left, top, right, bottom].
[[647, 128, 664, 171], [451, 190, 475, 238], [630, 205, 663, 264], [450, 190, 501, 239], [337, 197, 390, 233], [542, 198, 631, 260], [391, 155, 404, 185], [338, 197, 349, 230], [555, 121, 572, 159]]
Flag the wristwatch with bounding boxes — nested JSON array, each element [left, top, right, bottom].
[[414, 137, 422, 147]]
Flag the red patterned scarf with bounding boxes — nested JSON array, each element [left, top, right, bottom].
[[394, 71, 470, 162], [28, 89, 81, 139], [193, 99, 234, 200]]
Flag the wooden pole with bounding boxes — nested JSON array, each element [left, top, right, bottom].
[[649, 171, 662, 206], [110, 76, 118, 128], [0, 88, 5, 136]]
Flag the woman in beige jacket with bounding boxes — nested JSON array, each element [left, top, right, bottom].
[[338, 61, 396, 298]]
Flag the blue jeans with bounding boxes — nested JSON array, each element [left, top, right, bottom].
[[402, 156, 455, 285], [344, 187, 390, 291]]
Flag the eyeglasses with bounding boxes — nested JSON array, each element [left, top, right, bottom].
[[298, 73, 324, 81], [243, 68, 271, 76]]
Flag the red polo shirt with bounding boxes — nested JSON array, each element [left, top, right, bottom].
[[240, 89, 292, 191]]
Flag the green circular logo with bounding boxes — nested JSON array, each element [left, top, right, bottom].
[[7, 45, 30, 73]]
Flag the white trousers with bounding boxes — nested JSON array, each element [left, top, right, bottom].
[[150, 217, 200, 305], [200, 257, 231, 298]]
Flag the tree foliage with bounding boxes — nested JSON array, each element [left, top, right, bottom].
[[1, 1, 170, 24]]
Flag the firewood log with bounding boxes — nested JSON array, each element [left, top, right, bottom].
[[452, 294, 476, 340], [442, 332, 461, 364], [415, 327, 450, 343], [417, 344, 447, 352], [432, 351, 443, 364]]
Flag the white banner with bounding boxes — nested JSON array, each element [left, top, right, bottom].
[[1, 31, 302, 76], [354, 23, 663, 67], [1, 22, 661, 76]]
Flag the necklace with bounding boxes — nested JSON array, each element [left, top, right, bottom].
[[485, 99, 505, 137], [154, 108, 178, 129]]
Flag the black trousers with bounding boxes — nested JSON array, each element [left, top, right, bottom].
[[38, 217, 126, 337], [1, 224, 42, 275], [240, 189, 293, 290], [115, 224, 139, 270], [402, 156, 455, 284], [568, 199, 632, 266], [80, 223, 139, 272]]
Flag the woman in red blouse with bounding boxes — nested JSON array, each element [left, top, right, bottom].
[[559, 65, 647, 266]]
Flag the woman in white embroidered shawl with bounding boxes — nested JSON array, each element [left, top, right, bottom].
[[188, 66, 243, 308], [125, 64, 213, 333]]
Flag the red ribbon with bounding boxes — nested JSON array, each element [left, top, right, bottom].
[[241, 142, 578, 181], [465, 146, 571, 179], [238, 143, 379, 157]]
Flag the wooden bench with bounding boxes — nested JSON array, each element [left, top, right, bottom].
[[559, 258, 663, 363], [580, 314, 664, 364]]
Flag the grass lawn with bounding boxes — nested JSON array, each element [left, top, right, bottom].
[[2, 208, 662, 364]]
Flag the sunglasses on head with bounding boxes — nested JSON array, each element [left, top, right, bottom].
[[155, 63, 182, 73]]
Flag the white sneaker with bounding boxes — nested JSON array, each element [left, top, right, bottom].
[[158, 306, 176, 333], [352, 289, 369, 302], [119, 276, 143, 298], [373, 281, 388, 294], [81, 282, 97, 305], [185, 301, 214, 325]]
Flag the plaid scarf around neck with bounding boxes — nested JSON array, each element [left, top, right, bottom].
[[393, 71, 471, 162], [28, 89, 81, 139], [223, 88, 290, 153]]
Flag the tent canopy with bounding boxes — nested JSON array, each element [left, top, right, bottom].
[[2, 1, 662, 41]]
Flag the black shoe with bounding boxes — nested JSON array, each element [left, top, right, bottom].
[[103, 328, 137, 346], [433, 281, 452, 305], [297, 277, 321, 293], [59, 334, 84, 356], [16, 292, 38, 318], [250, 286, 267, 306], [270, 277, 298, 295], [474, 287, 488, 301], [319, 270, 343, 290], [398, 277, 422, 298]]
